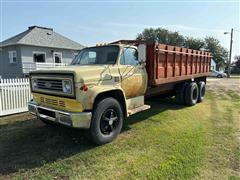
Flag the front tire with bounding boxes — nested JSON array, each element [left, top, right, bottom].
[[90, 97, 123, 145]]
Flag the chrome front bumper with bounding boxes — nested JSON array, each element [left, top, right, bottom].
[[28, 100, 92, 128]]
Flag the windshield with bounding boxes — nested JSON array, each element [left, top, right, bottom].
[[71, 46, 119, 65]]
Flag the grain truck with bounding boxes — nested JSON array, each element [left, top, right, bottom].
[[28, 40, 211, 145]]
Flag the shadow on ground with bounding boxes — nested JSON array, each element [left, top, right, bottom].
[[0, 96, 186, 175]]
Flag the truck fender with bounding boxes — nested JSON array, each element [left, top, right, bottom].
[[83, 85, 128, 117]]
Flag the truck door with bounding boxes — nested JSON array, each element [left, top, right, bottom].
[[118, 47, 147, 99]]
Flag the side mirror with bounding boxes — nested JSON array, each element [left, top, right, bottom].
[[138, 44, 146, 66]]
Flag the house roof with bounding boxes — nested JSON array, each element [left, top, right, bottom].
[[0, 26, 84, 50]]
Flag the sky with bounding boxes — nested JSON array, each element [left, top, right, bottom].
[[0, 0, 239, 61]]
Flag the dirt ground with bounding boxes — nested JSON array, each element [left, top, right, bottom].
[[207, 77, 240, 94]]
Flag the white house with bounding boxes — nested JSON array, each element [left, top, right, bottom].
[[0, 26, 84, 78], [211, 59, 216, 70]]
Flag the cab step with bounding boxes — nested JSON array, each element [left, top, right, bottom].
[[128, 105, 151, 116]]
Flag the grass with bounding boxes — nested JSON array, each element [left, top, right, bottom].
[[0, 88, 239, 179]]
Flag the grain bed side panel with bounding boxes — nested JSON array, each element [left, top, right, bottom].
[[146, 43, 211, 86]]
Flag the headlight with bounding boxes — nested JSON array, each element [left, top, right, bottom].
[[32, 79, 37, 89], [62, 80, 72, 93]]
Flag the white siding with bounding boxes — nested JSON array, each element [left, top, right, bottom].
[[0, 46, 23, 78], [20, 45, 78, 64]]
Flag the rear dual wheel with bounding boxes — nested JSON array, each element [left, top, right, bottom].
[[184, 82, 199, 106], [197, 81, 206, 102], [175, 82, 188, 105], [175, 81, 206, 106]]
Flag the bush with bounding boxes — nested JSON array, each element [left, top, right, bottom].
[[231, 67, 240, 74]]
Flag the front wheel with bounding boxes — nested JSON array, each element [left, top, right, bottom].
[[90, 97, 123, 145]]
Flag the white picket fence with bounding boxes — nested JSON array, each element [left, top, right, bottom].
[[0, 78, 32, 116], [22, 62, 68, 74]]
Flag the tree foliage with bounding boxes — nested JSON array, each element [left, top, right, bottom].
[[231, 55, 240, 74], [234, 55, 240, 68], [184, 37, 205, 50], [204, 37, 228, 70], [136, 27, 229, 70], [136, 28, 185, 47]]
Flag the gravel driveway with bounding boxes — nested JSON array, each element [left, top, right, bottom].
[[207, 77, 240, 94]]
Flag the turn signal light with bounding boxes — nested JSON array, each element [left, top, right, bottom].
[[80, 84, 88, 91]]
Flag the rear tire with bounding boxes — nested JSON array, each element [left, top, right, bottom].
[[197, 81, 206, 103], [175, 83, 188, 105], [217, 74, 222, 78], [90, 97, 123, 145], [184, 82, 199, 106]]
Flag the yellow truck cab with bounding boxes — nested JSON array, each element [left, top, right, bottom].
[[28, 40, 211, 145], [28, 42, 150, 145]]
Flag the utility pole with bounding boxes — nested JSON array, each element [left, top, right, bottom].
[[227, 28, 233, 78]]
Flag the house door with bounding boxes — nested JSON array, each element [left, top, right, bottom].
[[54, 52, 62, 63]]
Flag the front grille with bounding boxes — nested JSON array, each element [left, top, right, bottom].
[[40, 97, 66, 107], [30, 74, 75, 98], [58, 101, 66, 107], [37, 79, 63, 92]]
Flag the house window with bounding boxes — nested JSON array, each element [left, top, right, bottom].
[[33, 52, 46, 63], [54, 52, 62, 63], [9, 51, 17, 63]]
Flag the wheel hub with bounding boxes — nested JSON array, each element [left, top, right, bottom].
[[109, 119, 113, 125], [100, 109, 119, 135]]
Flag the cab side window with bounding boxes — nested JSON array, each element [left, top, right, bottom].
[[120, 47, 138, 65]]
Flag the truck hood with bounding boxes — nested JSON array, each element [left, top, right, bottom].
[[31, 65, 113, 84]]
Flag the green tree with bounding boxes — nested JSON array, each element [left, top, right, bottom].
[[184, 37, 205, 50], [234, 55, 240, 68], [136, 28, 185, 46], [136, 28, 229, 70], [168, 31, 185, 47], [204, 37, 228, 70], [136, 28, 157, 42], [137, 28, 205, 50]]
